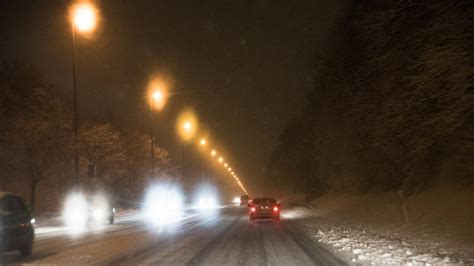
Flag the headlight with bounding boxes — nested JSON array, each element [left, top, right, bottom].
[[197, 197, 217, 209], [192, 184, 220, 215], [92, 208, 105, 222], [90, 193, 111, 223], [233, 197, 241, 204], [143, 183, 184, 227], [63, 192, 88, 232], [30, 218, 36, 224]]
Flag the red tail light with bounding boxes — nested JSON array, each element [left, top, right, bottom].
[[273, 206, 279, 212], [250, 207, 256, 212]]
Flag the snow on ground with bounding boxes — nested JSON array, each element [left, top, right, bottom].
[[34, 208, 140, 227], [281, 186, 474, 265]]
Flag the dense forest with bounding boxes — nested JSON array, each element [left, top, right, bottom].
[[0, 63, 170, 210], [267, 1, 473, 196]]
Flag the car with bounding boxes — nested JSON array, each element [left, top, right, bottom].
[[0, 192, 35, 256], [89, 204, 115, 224], [240, 194, 249, 206], [248, 197, 280, 221], [63, 192, 115, 227], [87, 195, 115, 225]]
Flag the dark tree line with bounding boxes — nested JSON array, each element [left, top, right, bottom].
[[0, 63, 170, 211], [267, 1, 473, 196]]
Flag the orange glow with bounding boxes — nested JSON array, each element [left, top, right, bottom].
[[177, 110, 197, 142], [70, 2, 98, 33], [147, 77, 168, 111], [183, 121, 192, 130], [210, 150, 216, 156]]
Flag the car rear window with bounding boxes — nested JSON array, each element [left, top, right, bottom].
[[0, 196, 24, 212], [252, 198, 276, 204]]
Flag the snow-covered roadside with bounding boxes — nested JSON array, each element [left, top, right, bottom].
[[282, 186, 474, 265], [34, 208, 140, 228]]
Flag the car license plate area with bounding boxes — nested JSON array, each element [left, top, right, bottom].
[[257, 205, 271, 214]]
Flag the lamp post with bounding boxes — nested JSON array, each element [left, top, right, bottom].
[[199, 138, 206, 181], [149, 96, 155, 175], [179, 119, 195, 180], [70, 2, 98, 184], [149, 89, 165, 176]]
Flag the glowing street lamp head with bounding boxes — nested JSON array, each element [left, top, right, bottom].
[[183, 121, 192, 131], [177, 110, 197, 142], [224, 163, 228, 167], [210, 150, 216, 156], [152, 91, 163, 102], [200, 138, 207, 146], [71, 2, 98, 33], [218, 157, 223, 163], [147, 76, 169, 111]]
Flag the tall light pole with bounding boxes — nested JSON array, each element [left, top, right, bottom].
[[199, 138, 206, 181], [70, 2, 98, 184], [182, 121, 192, 179], [149, 96, 155, 175], [71, 21, 78, 179], [177, 117, 196, 180], [149, 89, 165, 175]]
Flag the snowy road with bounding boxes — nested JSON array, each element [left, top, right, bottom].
[[0, 206, 346, 265]]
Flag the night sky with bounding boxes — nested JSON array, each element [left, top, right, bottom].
[[0, 0, 344, 193]]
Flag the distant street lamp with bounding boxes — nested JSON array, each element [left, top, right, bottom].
[[69, 2, 98, 183], [176, 111, 198, 180]]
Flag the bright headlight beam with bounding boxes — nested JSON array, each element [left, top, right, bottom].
[[143, 183, 184, 227], [233, 197, 240, 204], [63, 192, 88, 234]]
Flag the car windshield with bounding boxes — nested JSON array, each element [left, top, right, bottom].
[[1, 1, 473, 265]]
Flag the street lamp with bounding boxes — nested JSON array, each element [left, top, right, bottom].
[[198, 138, 207, 181], [72, 3, 97, 33], [152, 91, 163, 103], [183, 121, 192, 131], [218, 157, 223, 163], [210, 150, 216, 156], [176, 110, 197, 181], [148, 77, 168, 111], [69, 2, 98, 183], [177, 110, 197, 141], [147, 84, 167, 176]]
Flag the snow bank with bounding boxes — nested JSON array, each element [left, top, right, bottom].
[[34, 208, 140, 227], [289, 186, 474, 265]]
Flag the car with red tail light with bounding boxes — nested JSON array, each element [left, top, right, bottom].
[[248, 197, 280, 221]]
